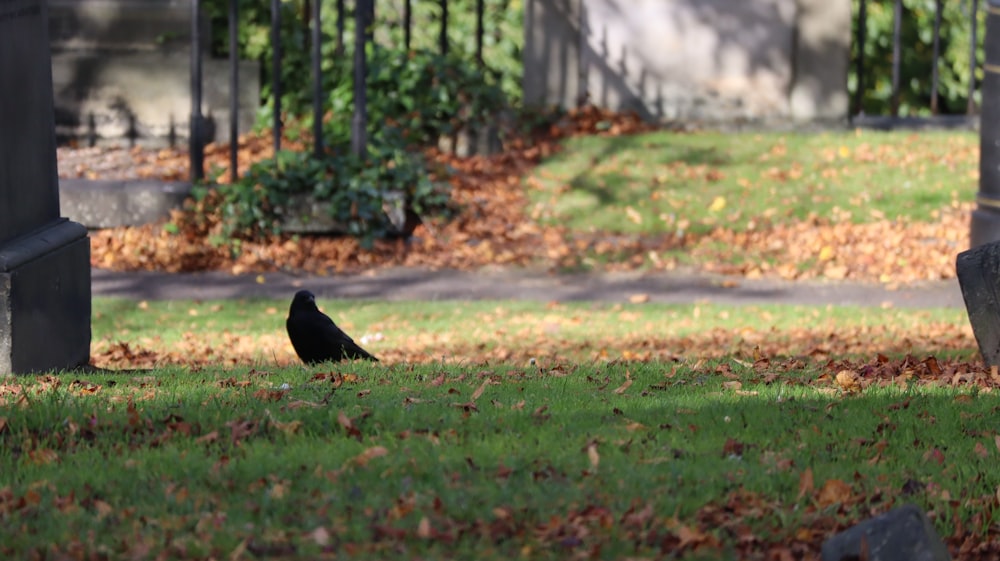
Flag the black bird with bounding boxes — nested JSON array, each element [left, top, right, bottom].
[[286, 290, 378, 364]]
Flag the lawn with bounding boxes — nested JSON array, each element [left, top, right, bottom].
[[27, 121, 992, 558], [90, 297, 975, 366], [2, 359, 997, 559], [526, 129, 977, 236], [0, 297, 994, 559]]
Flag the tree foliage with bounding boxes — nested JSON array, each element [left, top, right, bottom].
[[851, 0, 983, 116]]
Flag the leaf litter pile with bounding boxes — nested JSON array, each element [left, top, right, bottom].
[[76, 106, 973, 285], [5, 356, 1000, 560]]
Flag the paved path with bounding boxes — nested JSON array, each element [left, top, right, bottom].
[[91, 267, 966, 309]]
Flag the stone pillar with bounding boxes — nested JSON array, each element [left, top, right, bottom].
[[523, 0, 583, 110], [971, 0, 1000, 248], [0, 0, 91, 374], [790, 0, 852, 121]]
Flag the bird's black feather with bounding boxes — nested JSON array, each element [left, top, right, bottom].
[[286, 290, 378, 364]]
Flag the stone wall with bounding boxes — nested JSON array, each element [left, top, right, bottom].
[[523, 0, 851, 124], [49, 0, 259, 146]]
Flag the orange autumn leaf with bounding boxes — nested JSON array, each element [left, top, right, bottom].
[[816, 479, 852, 507]]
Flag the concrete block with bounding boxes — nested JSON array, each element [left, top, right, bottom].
[[51, 52, 259, 146], [790, 0, 851, 121], [821, 504, 951, 561], [957, 240, 1000, 366], [0, 220, 91, 374], [60, 178, 192, 228]]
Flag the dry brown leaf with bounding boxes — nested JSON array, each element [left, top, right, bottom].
[[470, 380, 489, 401], [835, 370, 861, 393], [816, 479, 852, 507], [613, 371, 633, 394], [352, 446, 388, 467]]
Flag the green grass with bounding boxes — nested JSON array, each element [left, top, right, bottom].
[[92, 297, 975, 363], [0, 297, 981, 557], [0, 363, 996, 559], [526, 130, 977, 236]]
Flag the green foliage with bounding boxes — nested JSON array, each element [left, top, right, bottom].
[[314, 45, 508, 146], [198, 140, 450, 245], [851, 0, 983, 115], [201, 43, 504, 243], [196, 1, 512, 243]]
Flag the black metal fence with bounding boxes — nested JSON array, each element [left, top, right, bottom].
[[851, 0, 982, 126], [187, 0, 495, 183]]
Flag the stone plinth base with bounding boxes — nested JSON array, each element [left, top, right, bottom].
[[0, 219, 91, 374], [60, 178, 192, 229]]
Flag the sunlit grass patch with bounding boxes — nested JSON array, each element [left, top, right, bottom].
[[527, 129, 977, 237], [91, 297, 976, 368]]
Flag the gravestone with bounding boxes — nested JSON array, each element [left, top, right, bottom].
[[821, 504, 951, 561], [0, 0, 91, 373]]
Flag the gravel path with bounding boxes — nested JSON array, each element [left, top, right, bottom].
[[91, 266, 966, 309]]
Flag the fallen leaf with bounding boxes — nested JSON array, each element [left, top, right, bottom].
[[470, 380, 489, 401], [924, 447, 946, 465], [308, 526, 331, 547], [816, 478, 852, 507], [613, 372, 633, 394], [352, 446, 388, 467], [271, 419, 303, 436], [797, 467, 814, 500], [586, 442, 600, 469], [417, 516, 432, 539], [268, 482, 288, 499], [975, 441, 990, 459], [93, 499, 114, 520], [27, 449, 58, 465], [337, 410, 362, 441], [196, 430, 219, 445], [835, 370, 861, 393]]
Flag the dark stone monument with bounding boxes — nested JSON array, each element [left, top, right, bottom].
[[821, 504, 951, 561], [0, 0, 91, 373], [971, 1, 1000, 247], [957, 243, 1000, 365]]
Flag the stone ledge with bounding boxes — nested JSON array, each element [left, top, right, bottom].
[[59, 178, 192, 229], [0, 218, 88, 271], [59, 178, 424, 235]]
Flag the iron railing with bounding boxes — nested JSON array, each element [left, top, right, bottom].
[[188, 0, 495, 182], [852, 0, 982, 128]]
